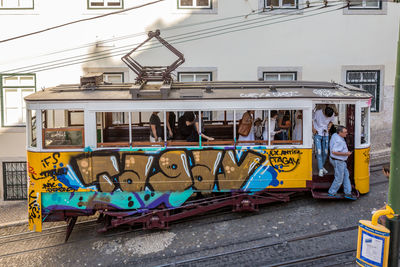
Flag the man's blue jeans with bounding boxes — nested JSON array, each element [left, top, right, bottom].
[[328, 158, 351, 195], [314, 134, 329, 170]]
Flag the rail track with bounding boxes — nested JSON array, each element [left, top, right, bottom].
[[157, 226, 359, 267], [0, 162, 389, 264]]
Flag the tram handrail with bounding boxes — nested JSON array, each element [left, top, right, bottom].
[[96, 139, 303, 148], [236, 140, 303, 145], [97, 142, 130, 148]]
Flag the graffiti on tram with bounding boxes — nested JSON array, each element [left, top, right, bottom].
[[27, 148, 307, 194], [27, 148, 307, 230]]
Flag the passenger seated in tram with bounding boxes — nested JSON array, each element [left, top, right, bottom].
[[195, 112, 214, 141], [149, 111, 163, 142], [166, 112, 176, 140], [238, 110, 255, 144], [293, 110, 303, 141], [177, 112, 214, 142], [262, 110, 282, 142], [254, 118, 263, 140], [178, 112, 196, 141], [276, 111, 291, 140]]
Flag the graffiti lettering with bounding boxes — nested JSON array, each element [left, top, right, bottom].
[[218, 150, 265, 190], [268, 149, 302, 172], [40, 167, 68, 179], [28, 190, 40, 224], [68, 149, 266, 193], [192, 150, 223, 190], [147, 150, 193, 191], [119, 154, 149, 192], [31, 166, 68, 180], [28, 163, 37, 176], [74, 153, 119, 192], [240, 91, 301, 98], [42, 182, 74, 192], [363, 150, 370, 164], [41, 152, 60, 168]]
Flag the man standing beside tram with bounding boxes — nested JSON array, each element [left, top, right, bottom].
[[328, 126, 356, 200], [312, 106, 335, 177]]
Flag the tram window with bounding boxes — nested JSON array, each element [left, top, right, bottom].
[[275, 110, 292, 142], [28, 110, 37, 148], [112, 112, 129, 125], [42, 109, 84, 149], [292, 110, 303, 143], [361, 107, 369, 144], [252, 110, 303, 146], [96, 112, 133, 147], [202, 110, 233, 146], [68, 110, 84, 126]]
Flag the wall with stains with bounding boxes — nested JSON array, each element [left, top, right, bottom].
[[27, 147, 311, 231]]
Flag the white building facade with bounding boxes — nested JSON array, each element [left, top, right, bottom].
[[0, 0, 399, 202]]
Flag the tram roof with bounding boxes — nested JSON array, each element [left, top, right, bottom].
[[25, 80, 372, 102]]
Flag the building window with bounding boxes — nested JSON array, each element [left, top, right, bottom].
[[178, 0, 211, 9], [264, 0, 297, 9], [263, 72, 297, 81], [104, 72, 124, 83], [102, 73, 126, 124], [0, 0, 33, 9], [349, 0, 381, 9], [1, 75, 35, 126], [177, 72, 212, 120], [3, 162, 27, 200], [178, 72, 212, 82], [88, 0, 123, 9], [346, 70, 380, 112]]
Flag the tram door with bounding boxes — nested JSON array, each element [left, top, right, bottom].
[[312, 104, 355, 178], [346, 104, 355, 182]]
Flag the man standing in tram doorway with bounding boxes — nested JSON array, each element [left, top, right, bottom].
[[328, 126, 356, 200], [312, 106, 335, 177]]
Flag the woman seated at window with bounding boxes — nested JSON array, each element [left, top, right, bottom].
[[177, 112, 214, 142], [149, 112, 163, 142], [238, 110, 255, 145], [262, 110, 282, 142], [275, 111, 291, 140], [195, 112, 214, 141], [177, 112, 196, 141], [293, 110, 302, 141]]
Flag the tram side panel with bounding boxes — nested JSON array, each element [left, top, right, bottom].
[[354, 147, 370, 194], [27, 147, 312, 232]]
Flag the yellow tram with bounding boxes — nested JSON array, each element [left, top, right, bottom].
[[25, 78, 372, 234]]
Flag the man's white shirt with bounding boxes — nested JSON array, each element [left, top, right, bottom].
[[313, 109, 335, 136]]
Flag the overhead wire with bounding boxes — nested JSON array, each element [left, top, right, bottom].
[[2, 0, 376, 58], [1, 0, 343, 73], [2, 2, 344, 74], [1, 6, 271, 73], [0, 3, 268, 63], [36, 6, 267, 57], [0, 4, 270, 71], [1, 1, 347, 74], [0, 0, 165, 44]]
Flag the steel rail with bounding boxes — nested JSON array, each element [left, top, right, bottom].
[[157, 226, 359, 267]]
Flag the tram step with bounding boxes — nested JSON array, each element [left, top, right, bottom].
[[311, 189, 359, 200], [310, 182, 332, 190]]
